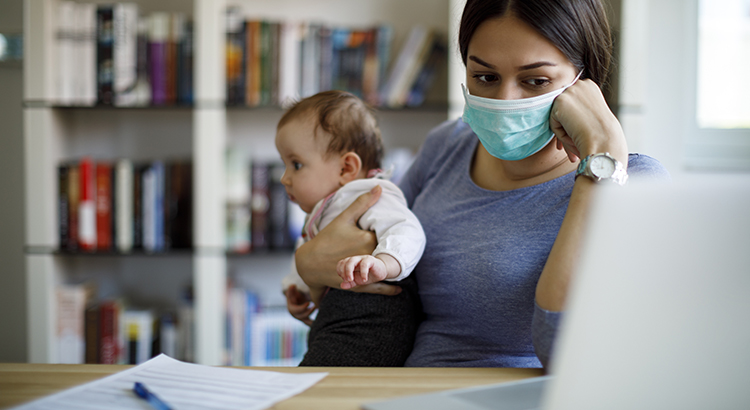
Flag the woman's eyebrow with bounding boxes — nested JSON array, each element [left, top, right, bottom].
[[468, 55, 496, 69], [517, 61, 557, 71]]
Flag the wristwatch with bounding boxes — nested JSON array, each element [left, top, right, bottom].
[[575, 153, 628, 185]]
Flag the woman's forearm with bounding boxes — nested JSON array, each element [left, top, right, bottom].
[[295, 229, 378, 289], [535, 177, 597, 311]]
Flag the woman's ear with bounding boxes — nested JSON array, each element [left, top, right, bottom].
[[339, 152, 363, 185]]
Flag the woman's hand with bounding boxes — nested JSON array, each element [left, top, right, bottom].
[[285, 284, 316, 326], [550, 79, 628, 165], [295, 185, 403, 298]]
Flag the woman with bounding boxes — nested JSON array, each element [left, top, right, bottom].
[[291, 0, 670, 368]]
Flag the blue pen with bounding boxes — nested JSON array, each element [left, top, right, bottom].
[[133, 382, 174, 410]]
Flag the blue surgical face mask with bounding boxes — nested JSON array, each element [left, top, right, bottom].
[[461, 73, 581, 161]]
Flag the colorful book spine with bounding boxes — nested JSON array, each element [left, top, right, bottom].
[[167, 161, 193, 249], [84, 303, 99, 364], [178, 21, 194, 105], [269, 163, 293, 250], [98, 300, 120, 364], [148, 13, 169, 105], [113, 3, 139, 106], [225, 7, 244, 105], [246, 20, 262, 106], [78, 157, 97, 251], [96, 6, 114, 105], [95, 162, 112, 251], [116, 159, 134, 252], [250, 162, 270, 251], [76, 3, 98, 106], [56, 284, 88, 364], [58, 164, 70, 250]]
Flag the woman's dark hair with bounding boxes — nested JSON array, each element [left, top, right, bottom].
[[458, 0, 613, 87]]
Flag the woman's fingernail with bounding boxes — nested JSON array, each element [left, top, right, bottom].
[[370, 185, 381, 194]]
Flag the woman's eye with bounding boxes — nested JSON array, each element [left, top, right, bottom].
[[473, 74, 498, 85], [293, 161, 302, 170], [524, 78, 551, 88]]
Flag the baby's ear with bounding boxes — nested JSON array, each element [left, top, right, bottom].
[[339, 152, 363, 185]]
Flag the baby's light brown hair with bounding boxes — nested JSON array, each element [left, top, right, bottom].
[[278, 90, 383, 172]]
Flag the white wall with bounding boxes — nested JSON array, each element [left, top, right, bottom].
[[620, 0, 750, 179], [0, 0, 27, 362]]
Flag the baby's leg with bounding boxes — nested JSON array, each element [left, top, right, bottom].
[[300, 276, 422, 367]]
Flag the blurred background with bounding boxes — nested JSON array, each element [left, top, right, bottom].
[[1, 0, 748, 364]]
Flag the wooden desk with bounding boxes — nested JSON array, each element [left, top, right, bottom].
[[0, 363, 543, 410]]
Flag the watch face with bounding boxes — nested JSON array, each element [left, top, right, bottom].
[[590, 155, 616, 178]]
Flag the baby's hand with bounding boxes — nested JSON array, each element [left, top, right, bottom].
[[337, 255, 388, 289], [284, 284, 316, 326]]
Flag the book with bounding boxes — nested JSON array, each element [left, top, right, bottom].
[[225, 147, 251, 252], [227, 287, 247, 366], [406, 35, 447, 107], [142, 163, 157, 251], [132, 163, 146, 250], [95, 162, 112, 251], [299, 23, 321, 98], [113, 3, 139, 106], [225, 7, 244, 105], [149, 13, 170, 105], [96, 6, 115, 105], [165, 13, 185, 105], [134, 19, 152, 106], [278, 21, 301, 107], [250, 161, 270, 251], [84, 303, 99, 364], [246, 20, 262, 106], [122, 309, 154, 364], [317, 25, 333, 93], [362, 27, 380, 105], [268, 163, 293, 250], [98, 300, 121, 364], [56, 284, 88, 364], [57, 1, 77, 105], [115, 159, 133, 252], [58, 164, 71, 250], [76, 3, 98, 106], [78, 157, 97, 251], [166, 161, 193, 249], [158, 312, 177, 359], [67, 163, 80, 250], [177, 287, 194, 362], [178, 21, 194, 105], [380, 26, 433, 107]]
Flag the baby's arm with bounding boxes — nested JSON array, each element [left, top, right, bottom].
[[337, 253, 401, 289]]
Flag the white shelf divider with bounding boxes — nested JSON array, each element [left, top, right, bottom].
[[192, 0, 227, 365]]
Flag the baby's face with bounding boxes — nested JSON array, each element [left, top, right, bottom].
[[275, 116, 342, 214]]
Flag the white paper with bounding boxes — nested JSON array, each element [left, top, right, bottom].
[[13, 354, 327, 410]]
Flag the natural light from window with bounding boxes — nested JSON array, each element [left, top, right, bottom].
[[697, 0, 750, 129]]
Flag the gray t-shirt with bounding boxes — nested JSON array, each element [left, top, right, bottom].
[[399, 119, 670, 367]]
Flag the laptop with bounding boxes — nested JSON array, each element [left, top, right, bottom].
[[363, 176, 750, 410]]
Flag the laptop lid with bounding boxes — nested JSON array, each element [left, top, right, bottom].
[[543, 177, 750, 410], [362, 176, 750, 410]]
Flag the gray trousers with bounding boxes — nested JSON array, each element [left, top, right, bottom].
[[299, 276, 422, 367]]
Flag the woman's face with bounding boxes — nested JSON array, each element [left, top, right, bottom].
[[465, 15, 578, 100]]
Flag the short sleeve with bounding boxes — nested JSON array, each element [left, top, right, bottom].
[[531, 301, 563, 369]]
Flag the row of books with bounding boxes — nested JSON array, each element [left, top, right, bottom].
[[225, 288, 309, 366], [58, 157, 193, 253], [56, 282, 308, 366], [55, 1, 192, 106], [225, 9, 447, 108], [55, 284, 193, 364], [225, 148, 304, 253]]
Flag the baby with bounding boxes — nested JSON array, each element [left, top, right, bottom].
[[276, 90, 425, 365]]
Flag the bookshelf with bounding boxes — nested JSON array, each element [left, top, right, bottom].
[[24, 0, 452, 365]]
